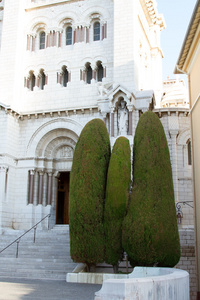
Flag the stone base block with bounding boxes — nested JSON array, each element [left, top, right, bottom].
[[95, 267, 189, 300]]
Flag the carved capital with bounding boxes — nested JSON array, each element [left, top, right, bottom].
[[0, 166, 8, 173]]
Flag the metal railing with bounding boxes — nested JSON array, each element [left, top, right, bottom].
[[0, 214, 51, 258]]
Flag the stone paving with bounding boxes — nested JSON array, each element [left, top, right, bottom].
[[0, 278, 100, 300]]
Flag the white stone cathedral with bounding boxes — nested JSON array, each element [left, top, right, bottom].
[[0, 0, 197, 296], [0, 0, 165, 230], [0, 0, 193, 255]]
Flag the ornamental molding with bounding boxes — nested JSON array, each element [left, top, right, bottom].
[[0, 102, 98, 121], [0, 166, 8, 173], [140, 0, 166, 30]]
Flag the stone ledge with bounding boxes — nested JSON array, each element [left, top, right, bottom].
[[94, 267, 189, 300], [66, 263, 130, 284]]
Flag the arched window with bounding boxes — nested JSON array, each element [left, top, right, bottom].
[[93, 22, 100, 41], [66, 26, 73, 45], [86, 63, 92, 84], [96, 61, 104, 82], [62, 66, 69, 87], [29, 71, 35, 91], [39, 31, 46, 49], [187, 139, 192, 165]]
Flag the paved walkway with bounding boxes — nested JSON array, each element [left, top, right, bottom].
[[0, 278, 101, 300]]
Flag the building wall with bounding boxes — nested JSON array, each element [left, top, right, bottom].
[[154, 108, 196, 299], [177, 229, 197, 300], [0, 0, 164, 111], [0, 0, 165, 231], [187, 29, 200, 300], [0, 0, 196, 297]]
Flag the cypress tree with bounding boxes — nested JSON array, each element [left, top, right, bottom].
[[122, 111, 180, 267], [104, 137, 131, 272], [69, 119, 111, 270]]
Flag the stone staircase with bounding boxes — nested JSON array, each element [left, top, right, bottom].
[[0, 225, 77, 280]]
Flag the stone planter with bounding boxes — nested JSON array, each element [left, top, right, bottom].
[[94, 267, 189, 300]]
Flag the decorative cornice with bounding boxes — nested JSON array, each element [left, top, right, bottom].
[[25, 0, 84, 11], [0, 103, 98, 121], [153, 107, 189, 118], [140, 0, 166, 30]]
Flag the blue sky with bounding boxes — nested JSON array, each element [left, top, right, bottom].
[[157, 0, 197, 81]]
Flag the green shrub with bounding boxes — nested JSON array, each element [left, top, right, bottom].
[[69, 119, 111, 269], [104, 137, 131, 271], [122, 111, 180, 267]]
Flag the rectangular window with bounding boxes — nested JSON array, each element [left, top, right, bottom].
[[66, 27, 73, 45], [94, 22, 100, 41]]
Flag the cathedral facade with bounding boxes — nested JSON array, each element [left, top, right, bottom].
[[0, 0, 197, 297], [0, 0, 165, 230]]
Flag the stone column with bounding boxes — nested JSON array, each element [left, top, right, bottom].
[[91, 64, 96, 84], [168, 114, 179, 204], [82, 27, 85, 42], [43, 172, 48, 206], [58, 32, 62, 47], [45, 74, 48, 86], [34, 171, 39, 206], [32, 36, 35, 51], [27, 35, 31, 51], [0, 166, 8, 233], [38, 171, 44, 205], [170, 130, 179, 204], [74, 28, 77, 44], [110, 109, 115, 137], [46, 33, 50, 48], [86, 27, 89, 43], [54, 31, 57, 47], [47, 173, 53, 206], [114, 111, 118, 137], [103, 66, 106, 79], [104, 23, 107, 39], [127, 105, 134, 136], [102, 113, 107, 125], [28, 170, 35, 204]]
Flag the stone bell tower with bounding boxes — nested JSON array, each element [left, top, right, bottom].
[[113, 0, 165, 107]]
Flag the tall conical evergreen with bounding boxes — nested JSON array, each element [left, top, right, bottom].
[[122, 111, 180, 267], [104, 137, 131, 272], [69, 119, 111, 270]]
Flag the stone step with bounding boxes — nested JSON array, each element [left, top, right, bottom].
[[0, 270, 71, 280], [0, 227, 76, 280], [0, 257, 73, 263], [0, 246, 71, 255], [0, 262, 74, 271], [0, 256, 72, 264]]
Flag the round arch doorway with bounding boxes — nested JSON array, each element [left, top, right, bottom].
[[56, 172, 70, 225]]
